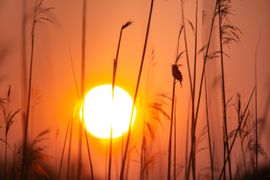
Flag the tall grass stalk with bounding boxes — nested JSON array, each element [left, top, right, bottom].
[[173, 98, 177, 180], [84, 123, 94, 179], [69, 49, 81, 98], [180, 0, 193, 94], [140, 124, 146, 180], [109, 21, 132, 180], [20, 1, 54, 178], [57, 118, 71, 180], [168, 24, 183, 180], [254, 31, 262, 176], [12, 145, 17, 180], [218, 88, 255, 180], [236, 94, 247, 173], [1, 87, 19, 180], [119, 0, 154, 179], [187, 0, 218, 178], [193, 0, 218, 133], [4, 108, 20, 180], [167, 79, 176, 180], [185, 100, 190, 180], [2, 94, 8, 180], [180, 1, 195, 176], [204, 73, 214, 180], [21, 1, 39, 178], [66, 118, 74, 180], [188, 0, 199, 178], [65, 49, 79, 180], [77, 0, 94, 179], [217, 1, 232, 179], [217, 0, 241, 178], [21, 0, 27, 134]]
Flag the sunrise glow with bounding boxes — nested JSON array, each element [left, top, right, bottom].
[[79, 85, 136, 139]]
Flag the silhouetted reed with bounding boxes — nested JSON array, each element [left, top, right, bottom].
[[21, 1, 54, 179], [108, 21, 132, 180], [119, 0, 155, 179]]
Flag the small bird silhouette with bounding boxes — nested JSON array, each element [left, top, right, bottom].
[[172, 64, 183, 87]]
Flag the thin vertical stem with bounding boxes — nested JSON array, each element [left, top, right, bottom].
[[77, 53, 82, 177], [180, 5, 194, 177], [180, 2, 195, 176], [119, 0, 154, 179], [67, 118, 74, 180], [187, 1, 219, 179], [140, 126, 146, 180], [185, 100, 191, 180], [190, 0, 199, 178], [204, 74, 214, 180], [173, 98, 177, 180], [240, 134, 247, 172], [78, 0, 94, 179], [4, 131, 7, 180], [180, 0, 193, 95], [84, 126, 94, 180], [193, 0, 198, 99], [218, 88, 255, 180], [236, 99, 247, 173], [110, 21, 132, 180], [12, 145, 16, 180], [254, 31, 261, 176], [218, 2, 232, 179], [21, 0, 27, 134], [21, 1, 38, 179], [109, 27, 123, 180], [57, 118, 71, 180], [67, 48, 78, 180], [81, 0, 87, 96], [108, 126, 113, 180], [167, 80, 176, 180]]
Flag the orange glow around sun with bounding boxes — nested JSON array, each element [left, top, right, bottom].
[[79, 84, 136, 139]]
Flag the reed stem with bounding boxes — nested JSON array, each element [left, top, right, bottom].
[[217, 2, 232, 179], [204, 74, 214, 180], [218, 88, 256, 180], [119, 1, 154, 179], [254, 31, 261, 176], [57, 118, 71, 180], [167, 80, 176, 180], [21, 1, 38, 178]]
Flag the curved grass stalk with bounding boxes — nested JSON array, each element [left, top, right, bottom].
[[109, 21, 132, 180], [119, 0, 154, 179]]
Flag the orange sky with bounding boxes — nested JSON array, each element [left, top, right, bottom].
[[0, 0, 270, 179]]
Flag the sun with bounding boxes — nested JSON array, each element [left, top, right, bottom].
[[79, 84, 136, 139]]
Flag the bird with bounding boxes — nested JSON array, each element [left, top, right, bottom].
[[172, 64, 183, 87]]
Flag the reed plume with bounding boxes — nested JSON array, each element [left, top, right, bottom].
[[21, 1, 54, 179]]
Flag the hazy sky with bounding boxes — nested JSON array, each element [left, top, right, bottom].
[[0, 0, 270, 179]]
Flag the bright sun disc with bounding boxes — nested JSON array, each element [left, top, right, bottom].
[[80, 85, 136, 139]]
